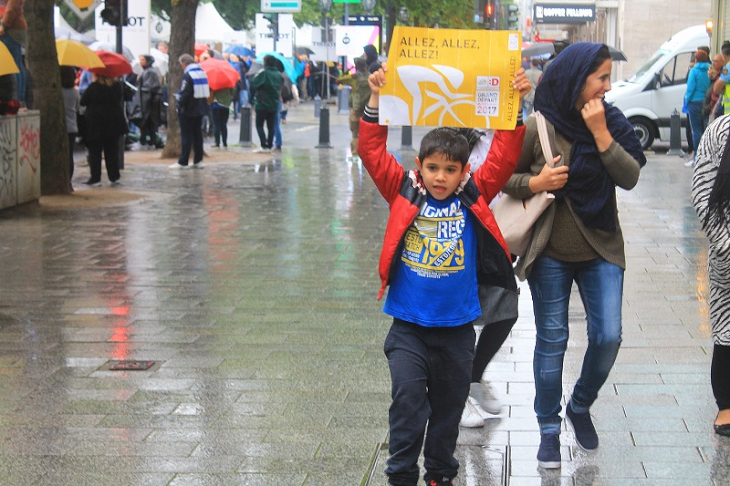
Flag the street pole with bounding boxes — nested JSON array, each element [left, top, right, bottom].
[[116, 0, 126, 169]]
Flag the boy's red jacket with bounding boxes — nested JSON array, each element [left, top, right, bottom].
[[358, 120, 525, 307]]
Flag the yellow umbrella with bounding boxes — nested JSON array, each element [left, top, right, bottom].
[[0, 42, 19, 76], [56, 39, 105, 69]]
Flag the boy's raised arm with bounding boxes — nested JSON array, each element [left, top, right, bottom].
[[366, 63, 387, 110]]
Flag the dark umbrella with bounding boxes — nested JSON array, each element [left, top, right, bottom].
[[295, 46, 315, 56], [246, 62, 264, 78], [522, 42, 627, 61], [608, 46, 628, 62], [521, 42, 555, 58]]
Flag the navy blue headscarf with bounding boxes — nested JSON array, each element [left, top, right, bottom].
[[534, 42, 646, 232]]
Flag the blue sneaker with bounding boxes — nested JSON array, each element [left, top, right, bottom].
[[537, 433, 561, 469], [566, 402, 598, 450]]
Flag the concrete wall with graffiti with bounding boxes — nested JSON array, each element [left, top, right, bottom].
[[0, 111, 40, 210]]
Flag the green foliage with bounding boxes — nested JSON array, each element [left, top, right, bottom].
[[59, 0, 480, 37]]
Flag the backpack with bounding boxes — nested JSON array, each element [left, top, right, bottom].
[[281, 77, 294, 103]]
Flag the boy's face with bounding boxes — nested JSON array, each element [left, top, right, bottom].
[[415, 153, 470, 201]]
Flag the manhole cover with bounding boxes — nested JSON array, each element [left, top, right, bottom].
[[109, 360, 155, 371]]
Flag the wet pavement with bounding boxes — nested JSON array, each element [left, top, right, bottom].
[[0, 100, 728, 485]]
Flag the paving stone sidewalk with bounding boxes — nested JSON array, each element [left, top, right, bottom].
[[0, 102, 727, 485]]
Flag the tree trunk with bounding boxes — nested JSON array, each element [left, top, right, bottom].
[[25, 0, 72, 195], [162, 0, 199, 159]]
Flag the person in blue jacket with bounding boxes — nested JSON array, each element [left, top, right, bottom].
[[685, 48, 711, 165]]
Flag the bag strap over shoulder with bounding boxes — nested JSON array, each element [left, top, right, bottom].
[[534, 111, 554, 168]]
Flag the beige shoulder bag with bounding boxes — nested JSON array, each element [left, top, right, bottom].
[[493, 111, 556, 258]]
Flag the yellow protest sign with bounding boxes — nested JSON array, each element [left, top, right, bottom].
[[380, 26, 522, 130]]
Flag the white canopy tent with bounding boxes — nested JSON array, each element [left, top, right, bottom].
[[150, 4, 253, 50], [195, 2, 234, 44]]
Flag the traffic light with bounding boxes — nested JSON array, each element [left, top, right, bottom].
[[101, 0, 128, 27], [262, 13, 279, 39], [507, 3, 519, 30], [485, 0, 495, 29]]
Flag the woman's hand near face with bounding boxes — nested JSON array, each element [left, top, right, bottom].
[[581, 99, 613, 151]]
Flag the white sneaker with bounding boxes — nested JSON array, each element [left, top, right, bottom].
[[252, 148, 270, 153], [684, 158, 695, 167], [470, 380, 501, 415], [460, 397, 485, 428], [168, 163, 190, 169], [192, 162, 204, 169]]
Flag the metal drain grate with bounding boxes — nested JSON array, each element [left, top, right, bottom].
[[108, 360, 155, 371]]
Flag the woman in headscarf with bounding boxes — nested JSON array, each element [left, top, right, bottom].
[[502, 43, 646, 468], [137, 54, 162, 149], [691, 114, 730, 437]]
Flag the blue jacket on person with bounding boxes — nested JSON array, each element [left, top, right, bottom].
[[176, 63, 210, 118], [685, 61, 711, 104]]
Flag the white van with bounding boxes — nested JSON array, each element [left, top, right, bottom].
[[605, 25, 710, 150]]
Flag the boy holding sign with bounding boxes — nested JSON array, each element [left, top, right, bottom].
[[360, 64, 531, 486]]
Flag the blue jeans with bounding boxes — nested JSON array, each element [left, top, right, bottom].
[[527, 256, 623, 435], [274, 101, 283, 148], [687, 100, 708, 155], [384, 319, 474, 485]]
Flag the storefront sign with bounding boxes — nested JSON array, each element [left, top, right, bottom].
[[533, 3, 595, 24]]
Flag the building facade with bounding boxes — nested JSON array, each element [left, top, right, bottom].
[[523, 0, 712, 80]]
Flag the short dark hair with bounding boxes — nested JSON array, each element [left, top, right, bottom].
[[60, 66, 76, 89], [722, 41, 730, 57], [418, 127, 470, 167], [263, 55, 277, 68]]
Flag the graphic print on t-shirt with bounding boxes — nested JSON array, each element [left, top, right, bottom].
[[401, 198, 466, 278]]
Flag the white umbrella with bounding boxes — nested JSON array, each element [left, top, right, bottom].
[[132, 48, 169, 77], [88, 41, 135, 62]]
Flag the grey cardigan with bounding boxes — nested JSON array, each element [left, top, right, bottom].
[[502, 114, 641, 280]]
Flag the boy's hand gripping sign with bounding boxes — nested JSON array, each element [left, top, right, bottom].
[[380, 27, 522, 130]]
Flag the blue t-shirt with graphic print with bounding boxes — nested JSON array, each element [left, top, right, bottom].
[[383, 194, 481, 327]]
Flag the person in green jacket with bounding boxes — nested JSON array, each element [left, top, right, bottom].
[[251, 55, 283, 152]]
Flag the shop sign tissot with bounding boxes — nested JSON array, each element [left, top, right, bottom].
[[533, 3, 595, 24]]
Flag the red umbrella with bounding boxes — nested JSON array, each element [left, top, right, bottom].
[[90, 50, 133, 78], [194, 43, 210, 58], [199, 58, 240, 91]]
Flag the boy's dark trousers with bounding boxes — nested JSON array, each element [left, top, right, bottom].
[[384, 318, 475, 486]]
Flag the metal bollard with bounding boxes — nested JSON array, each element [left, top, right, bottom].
[[401, 125, 413, 150], [314, 95, 322, 119], [316, 105, 333, 148], [338, 85, 351, 115], [667, 108, 685, 156], [238, 105, 252, 147]]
